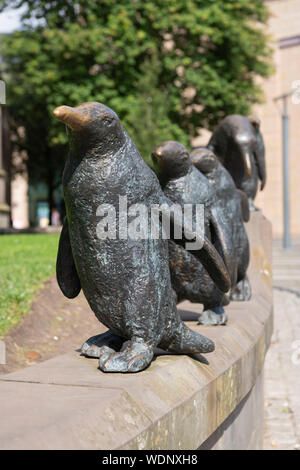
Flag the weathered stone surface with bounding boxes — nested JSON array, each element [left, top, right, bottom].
[[0, 382, 151, 450], [200, 371, 264, 450], [0, 211, 272, 450]]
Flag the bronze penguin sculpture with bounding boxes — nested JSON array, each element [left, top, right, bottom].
[[53, 102, 231, 372], [191, 147, 251, 302], [208, 114, 266, 211], [152, 141, 232, 326]]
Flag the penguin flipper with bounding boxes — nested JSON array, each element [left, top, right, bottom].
[[255, 138, 267, 191], [168, 211, 231, 294], [210, 207, 236, 285], [249, 117, 266, 191], [56, 217, 81, 299], [237, 189, 250, 222]]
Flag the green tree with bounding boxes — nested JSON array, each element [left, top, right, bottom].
[[125, 55, 189, 166], [0, 0, 273, 214]]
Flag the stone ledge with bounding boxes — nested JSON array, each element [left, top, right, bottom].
[[0, 211, 273, 450]]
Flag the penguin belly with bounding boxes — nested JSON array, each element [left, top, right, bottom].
[[63, 153, 177, 347]]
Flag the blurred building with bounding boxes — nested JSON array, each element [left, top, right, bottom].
[[194, 0, 300, 239], [28, 183, 63, 228], [10, 165, 29, 229], [11, 173, 63, 228], [254, 0, 300, 237]]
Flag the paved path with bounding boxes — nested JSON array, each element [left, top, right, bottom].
[[263, 240, 300, 450]]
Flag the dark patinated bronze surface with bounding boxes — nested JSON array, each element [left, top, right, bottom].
[[191, 147, 251, 303], [208, 114, 266, 211], [152, 141, 233, 326], [53, 102, 233, 372]]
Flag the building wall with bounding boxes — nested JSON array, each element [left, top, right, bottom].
[[193, 0, 300, 238], [254, 0, 300, 237]]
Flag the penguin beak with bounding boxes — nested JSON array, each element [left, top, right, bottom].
[[53, 106, 88, 131], [152, 149, 162, 160], [242, 150, 252, 177], [151, 148, 163, 168]]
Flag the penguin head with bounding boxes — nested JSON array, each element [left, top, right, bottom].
[[248, 115, 261, 134], [151, 141, 191, 184], [234, 131, 256, 178], [190, 147, 218, 175], [210, 115, 256, 180], [53, 102, 126, 154]]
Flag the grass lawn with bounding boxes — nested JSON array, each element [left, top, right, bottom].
[[0, 234, 60, 338]]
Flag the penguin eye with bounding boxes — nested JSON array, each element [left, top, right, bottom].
[[103, 117, 113, 126]]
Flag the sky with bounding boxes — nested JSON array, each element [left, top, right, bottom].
[[0, 8, 23, 33]]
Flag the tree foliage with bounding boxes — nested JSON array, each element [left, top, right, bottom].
[[0, 0, 273, 208]]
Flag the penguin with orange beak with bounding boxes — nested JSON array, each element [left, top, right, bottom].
[[208, 114, 266, 211], [53, 102, 231, 372]]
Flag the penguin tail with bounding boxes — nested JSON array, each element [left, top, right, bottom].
[[165, 322, 215, 354]]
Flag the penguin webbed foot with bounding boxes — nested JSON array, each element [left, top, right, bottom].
[[230, 276, 252, 301], [80, 330, 124, 358], [98, 337, 154, 373], [198, 306, 228, 326]]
